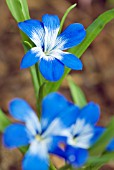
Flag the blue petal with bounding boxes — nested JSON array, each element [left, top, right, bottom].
[[48, 135, 67, 156], [79, 102, 100, 125], [90, 127, 105, 146], [107, 139, 114, 151], [43, 104, 80, 137], [56, 51, 83, 70], [23, 140, 49, 170], [42, 14, 60, 51], [18, 19, 44, 47], [39, 58, 64, 81], [48, 135, 67, 159], [9, 98, 41, 134], [50, 146, 65, 159], [41, 92, 73, 132], [65, 145, 88, 167], [20, 47, 40, 69], [56, 23, 86, 50], [3, 124, 31, 148]]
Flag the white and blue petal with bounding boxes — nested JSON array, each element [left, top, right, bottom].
[[39, 58, 64, 81], [23, 140, 49, 170], [68, 121, 94, 149], [3, 124, 31, 148], [9, 98, 41, 135], [55, 23, 86, 50], [18, 19, 44, 47], [41, 92, 73, 132], [65, 145, 88, 167], [20, 47, 42, 69], [42, 14, 60, 51], [53, 50, 83, 70], [42, 104, 80, 137], [68, 125, 104, 150], [79, 102, 100, 125], [74, 124, 94, 149], [74, 126, 104, 149]]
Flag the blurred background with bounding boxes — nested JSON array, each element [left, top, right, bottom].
[[0, 0, 114, 169]]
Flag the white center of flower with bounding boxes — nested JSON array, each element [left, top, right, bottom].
[[35, 135, 43, 141]]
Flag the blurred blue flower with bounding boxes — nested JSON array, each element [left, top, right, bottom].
[[3, 92, 80, 170], [63, 102, 104, 167], [18, 14, 86, 81]]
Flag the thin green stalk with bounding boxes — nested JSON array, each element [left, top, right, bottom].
[[59, 164, 71, 170], [30, 66, 39, 100], [58, 3, 76, 34], [35, 63, 42, 86], [49, 161, 57, 170]]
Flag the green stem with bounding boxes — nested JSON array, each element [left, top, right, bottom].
[[30, 66, 39, 100], [59, 3, 77, 34], [59, 164, 71, 170], [49, 161, 57, 170], [35, 63, 42, 86]]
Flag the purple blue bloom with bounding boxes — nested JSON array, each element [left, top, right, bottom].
[[18, 14, 86, 81], [3, 92, 80, 170]]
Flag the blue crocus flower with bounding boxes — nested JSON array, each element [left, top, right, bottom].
[[3, 92, 80, 170], [18, 14, 86, 81], [63, 102, 104, 167]]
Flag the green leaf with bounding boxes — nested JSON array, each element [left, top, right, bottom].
[[0, 110, 10, 132], [19, 145, 29, 154], [67, 77, 87, 107], [59, 3, 77, 34], [44, 9, 114, 95], [23, 41, 32, 52], [19, 0, 30, 20], [85, 152, 114, 170], [6, 0, 30, 22], [49, 161, 57, 170], [89, 118, 114, 156], [69, 8, 114, 58]]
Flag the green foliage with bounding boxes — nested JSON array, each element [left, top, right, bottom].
[[69, 8, 114, 58], [86, 152, 114, 170], [68, 77, 87, 107], [6, 0, 30, 22], [89, 118, 114, 156], [19, 0, 30, 20], [0, 110, 10, 132], [59, 3, 77, 34]]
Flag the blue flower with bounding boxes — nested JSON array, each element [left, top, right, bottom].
[[18, 14, 86, 81], [60, 101, 114, 167], [3, 92, 80, 170], [63, 102, 104, 167]]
